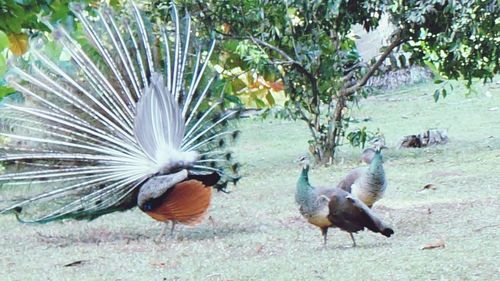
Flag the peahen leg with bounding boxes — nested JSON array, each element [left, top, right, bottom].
[[349, 233, 357, 247], [208, 215, 216, 235], [321, 227, 328, 246]]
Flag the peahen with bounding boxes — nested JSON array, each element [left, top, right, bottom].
[[0, 2, 240, 237], [337, 144, 387, 208], [295, 156, 393, 246]]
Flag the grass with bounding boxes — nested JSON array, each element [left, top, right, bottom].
[[1, 79, 499, 280]]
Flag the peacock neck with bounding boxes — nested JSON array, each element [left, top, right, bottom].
[[295, 166, 316, 208]]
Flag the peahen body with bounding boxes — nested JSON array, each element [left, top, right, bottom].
[[337, 146, 387, 208], [0, 2, 240, 237], [295, 156, 393, 246]]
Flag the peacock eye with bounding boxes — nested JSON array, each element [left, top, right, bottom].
[[144, 202, 153, 211]]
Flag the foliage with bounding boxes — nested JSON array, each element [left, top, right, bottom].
[[389, 0, 499, 99], [393, 0, 498, 83], [346, 126, 382, 149], [0, 0, 104, 101], [163, 0, 498, 164]]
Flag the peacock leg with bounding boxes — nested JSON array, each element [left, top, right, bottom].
[[349, 233, 357, 247], [170, 221, 177, 237], [321, 227, 328, 246], [154, 222, 170, 244]]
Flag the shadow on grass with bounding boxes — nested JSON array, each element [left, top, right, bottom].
[[34, 223, 257, 247]]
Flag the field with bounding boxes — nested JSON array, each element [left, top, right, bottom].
[[1, 80, 499, 280]]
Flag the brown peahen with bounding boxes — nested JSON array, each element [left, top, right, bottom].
[[0, 2, 240, 238], [337, 144, 387, 208], [295, 156, 394, 246]]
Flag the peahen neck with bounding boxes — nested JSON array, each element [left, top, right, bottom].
[[295, 165, 316, 209], [368, 150, 385, 180]]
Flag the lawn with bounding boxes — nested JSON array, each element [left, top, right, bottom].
[[1, 79, 499, 280]]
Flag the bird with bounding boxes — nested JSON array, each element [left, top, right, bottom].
[[337, 142, 387, 208], [295, 155, 394, 246], [0, 2, 240, 239]]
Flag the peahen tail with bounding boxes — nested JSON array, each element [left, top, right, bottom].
[[0, 2, 240, 223]]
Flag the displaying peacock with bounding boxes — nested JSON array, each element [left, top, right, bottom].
[[337, 144, 387, 208], [295, 156, 393, 246], [0, 1, 240, 236]]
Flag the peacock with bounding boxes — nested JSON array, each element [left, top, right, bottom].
[[295, 156, 394, 246], [337, 143, 387, 208], [0, 2, 240, 238]]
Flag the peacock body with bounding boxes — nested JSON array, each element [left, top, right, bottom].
[[0, 2, 240, 227]]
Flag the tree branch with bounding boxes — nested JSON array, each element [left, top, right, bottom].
[[339, 32, 405, 97], [216, 31, 322, 116], [245, 36, 321, 119]]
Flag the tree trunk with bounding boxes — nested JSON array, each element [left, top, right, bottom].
[[309, 95, 347, 165]]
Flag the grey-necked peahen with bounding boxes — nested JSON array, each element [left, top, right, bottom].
[[295, 156, 394, 246], [0, 2, 240, 239], [337, 145, 387, 208]]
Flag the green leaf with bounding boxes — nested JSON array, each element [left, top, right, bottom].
[[0, 55, 6, 76], [225, 95, 243, 106], [109, 0, 121, 9], [434, 79, 444, 84], [441, 88, 447, 99], [265, 92, 275, 106], [0, 85, 16, 102], [50, 0, 71, 22], [254, 97, 266, 108], [231, 78, 246, 92], [0, 30, 8, 51], [433, 89, 440, 102]]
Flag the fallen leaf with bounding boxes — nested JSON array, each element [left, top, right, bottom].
[[256, 244, 264, 254], [419, 184, 437, 192], [63, 260, 87, 267], [421, 239, 445, 250], [150, 261, 167, 268]]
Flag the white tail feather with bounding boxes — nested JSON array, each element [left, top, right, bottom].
[[0, 2, 239, 223]]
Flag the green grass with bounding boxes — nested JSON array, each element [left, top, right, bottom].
[[1, 79, 499, 280]]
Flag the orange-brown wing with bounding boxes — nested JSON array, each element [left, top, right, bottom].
[[145, 180, 212, 225]]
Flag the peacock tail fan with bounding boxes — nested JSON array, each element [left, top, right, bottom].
[[0, 1, 240, 223]]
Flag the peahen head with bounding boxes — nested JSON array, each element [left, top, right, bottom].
[[361, 148, 376, 164], [296, 154, 311, 171], [371, 137, 388, 153]]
